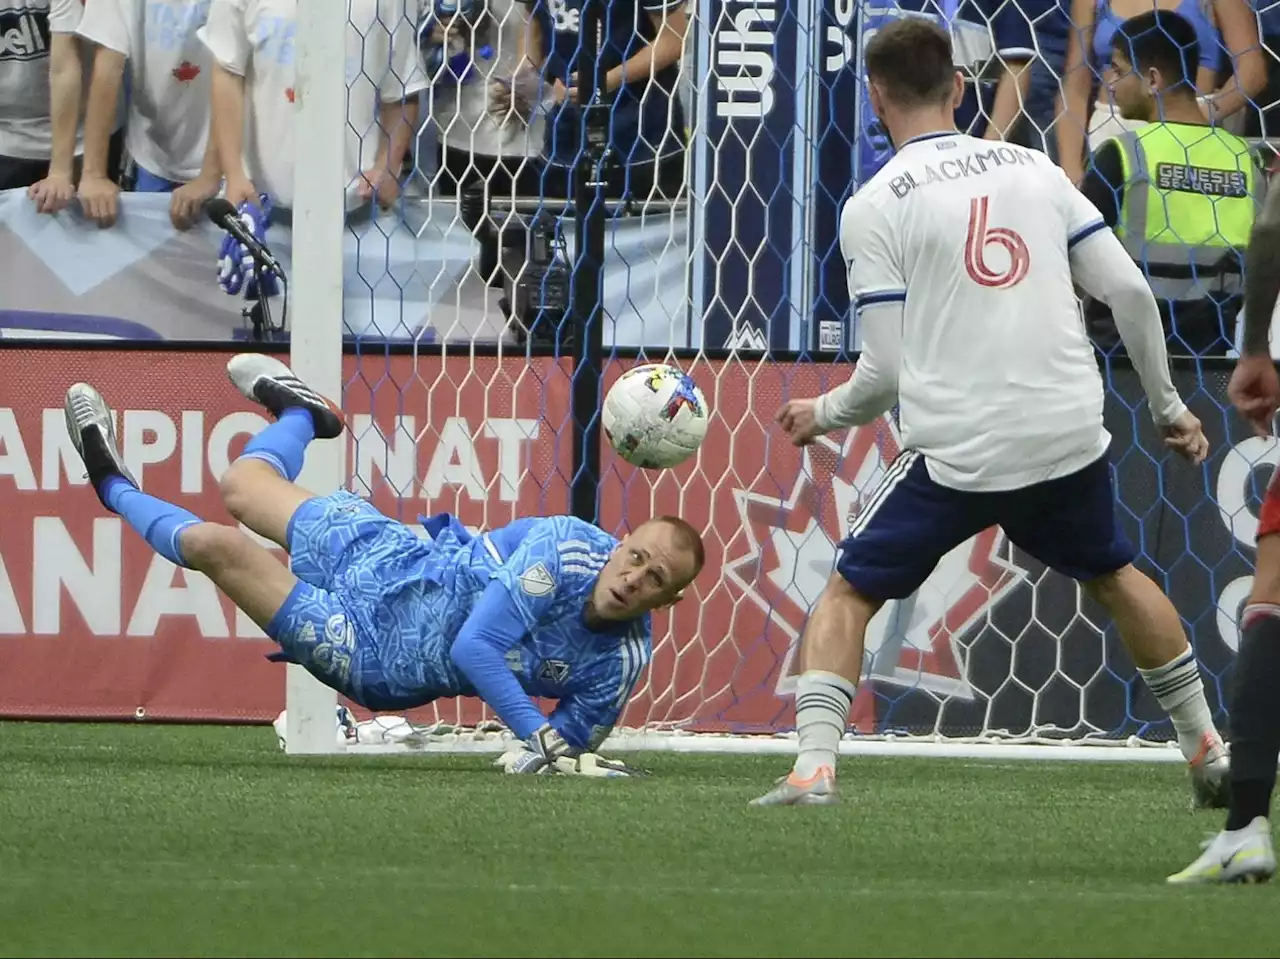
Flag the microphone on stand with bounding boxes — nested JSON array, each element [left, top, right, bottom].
[[205, 196, 286, 279]]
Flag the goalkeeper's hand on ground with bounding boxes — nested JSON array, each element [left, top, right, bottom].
[[549, 753, 648, 777], [500, 724, 570, 775], [494, 731, 647, 777]]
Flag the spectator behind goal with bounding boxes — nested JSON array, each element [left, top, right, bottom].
[[419, 0, 544, 202], [977, 0, 1071, 156], [196, 0, 426, 212], [5, 0, 126, 209], [1079, 10, 1262, 356], [75, 0, 222, 230], [491, 0, 689, 201], [1055, 0, 1264, 184]]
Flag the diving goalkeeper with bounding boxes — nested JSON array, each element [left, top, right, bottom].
[[63, 355, 704, 773]]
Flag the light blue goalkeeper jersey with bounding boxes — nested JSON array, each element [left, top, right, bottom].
[[357, 512, 652, 749]]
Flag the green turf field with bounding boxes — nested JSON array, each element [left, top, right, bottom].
[[1, 723, 1275, 958]]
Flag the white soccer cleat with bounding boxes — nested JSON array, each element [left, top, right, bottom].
[[226, 353, 345, 439], [64, 382, 137, 505], [749, 765, 838, 806], [1188, 732, 1232, 810], [1166, 817, 1276, 885]]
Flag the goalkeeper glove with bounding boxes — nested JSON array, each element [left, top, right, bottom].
[[503, 724, 571, 775], [550, 753, 648, 778], [495, 742, 647, 777], [216, 193, 280, 299]]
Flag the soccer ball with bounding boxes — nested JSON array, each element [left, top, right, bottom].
[[602, 363, 710, 469]]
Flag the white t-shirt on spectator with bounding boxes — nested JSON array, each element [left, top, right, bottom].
[[427, 0, 542, 161], [197, 0, 428, 208], [77, 0, 213, 182], [0, 0, 83, 160]]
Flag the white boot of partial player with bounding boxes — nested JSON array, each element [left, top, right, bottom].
[[1166, 817, 1276, 885]]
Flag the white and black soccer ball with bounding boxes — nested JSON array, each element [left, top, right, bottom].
[[602, 363, 710, 469]]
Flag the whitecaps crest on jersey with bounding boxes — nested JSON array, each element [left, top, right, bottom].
[[722, 413, 1028, 703]]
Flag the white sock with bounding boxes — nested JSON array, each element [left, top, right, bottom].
[[1137, 647, 1221, 763], [793, 670, 857, 778]]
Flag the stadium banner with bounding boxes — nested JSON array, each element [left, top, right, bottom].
[[0, 348, 1259, 739], [806, 0, 860, 354], [695, 0, 801, 352], [0, 189, 692, 348]]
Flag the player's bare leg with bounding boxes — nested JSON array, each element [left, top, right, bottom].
[[66, 382, 357, 688], [750, 574, 881, 806], [221, 354, 346, 548], [178, 523, 302, 629], [1084, 564, 1230, 809], [220, 460, 315, 549], [65, 381, 299, 625]]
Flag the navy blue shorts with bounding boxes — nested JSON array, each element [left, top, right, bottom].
[[835, 451, 1136, 602]]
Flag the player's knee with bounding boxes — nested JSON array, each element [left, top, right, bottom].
[[824, 571, 882, 621], [219, 458, 268, 522], [1081, 563, 1148, 608], [180, 522, 253, 574], [1081, 564, 1129, 603]]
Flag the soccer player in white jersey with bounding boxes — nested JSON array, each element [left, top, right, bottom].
[[196, 0, 426, 211], [752, 17, 1229, 810], [75, 0, 222, 229]]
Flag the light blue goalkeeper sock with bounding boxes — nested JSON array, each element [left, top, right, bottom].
[[238, 407, 315, 480], [101, 475, 201, 568]]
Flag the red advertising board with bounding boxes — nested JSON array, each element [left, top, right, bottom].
[[8, 347, 1132, 738], [0, 348, 856, 731]]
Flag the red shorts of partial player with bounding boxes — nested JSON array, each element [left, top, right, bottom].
[[1259, 467, 1280, 541]]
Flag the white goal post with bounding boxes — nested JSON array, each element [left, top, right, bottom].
[[283, 0, 346, 755], [276, 0, 1267, 763]]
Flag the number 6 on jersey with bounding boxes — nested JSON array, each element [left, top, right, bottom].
[[965, 196, 1030, 289]]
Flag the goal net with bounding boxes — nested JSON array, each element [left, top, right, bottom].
[[276, 0, 1275, 759]]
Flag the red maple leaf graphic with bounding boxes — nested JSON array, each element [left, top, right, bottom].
[[285, 87, 296, 103], [723, 416, 1025, 733], [171, 61, 200, 82]]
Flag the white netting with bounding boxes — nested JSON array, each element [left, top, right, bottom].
[[274, 0, 1280, 755]]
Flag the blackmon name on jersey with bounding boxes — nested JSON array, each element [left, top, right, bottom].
[[882, 142, 1037, 200]]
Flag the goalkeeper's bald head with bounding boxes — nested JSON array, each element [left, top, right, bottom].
[[589, 516, 705, 622]]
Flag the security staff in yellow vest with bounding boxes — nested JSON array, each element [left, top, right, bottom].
[[1080, 9, 1264, 356]]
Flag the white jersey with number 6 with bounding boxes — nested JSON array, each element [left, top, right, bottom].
[[842, 131, 1114, 493]]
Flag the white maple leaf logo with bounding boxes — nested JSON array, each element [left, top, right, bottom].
[[722, 414, 1027, 727]]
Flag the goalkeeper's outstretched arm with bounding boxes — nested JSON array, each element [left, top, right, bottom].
[[450, 582, 577, 763]]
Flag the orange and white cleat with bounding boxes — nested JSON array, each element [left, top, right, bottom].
[[1188, 732, 1231, 811], [749, 764, 838, 806]]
